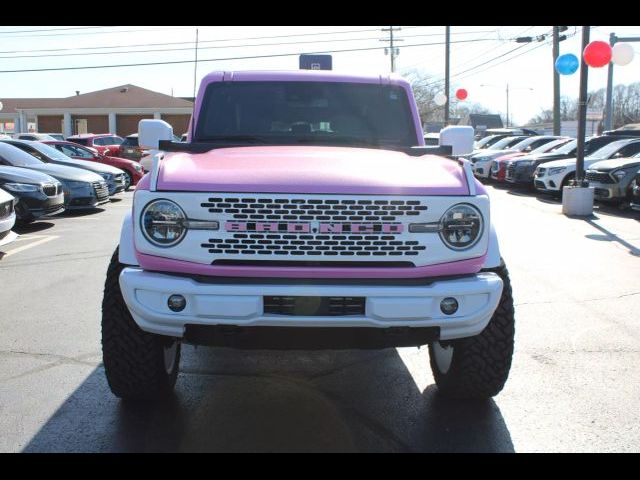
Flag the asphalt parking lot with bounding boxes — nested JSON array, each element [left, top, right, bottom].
[[1, 186, 639, 452]]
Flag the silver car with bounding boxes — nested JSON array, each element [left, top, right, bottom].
[[0, 142, 109, 210], [2, 139, 127, 196]]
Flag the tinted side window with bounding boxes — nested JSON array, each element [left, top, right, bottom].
[[70, 138, 89, 146], [615, 143, 640, 158], [93, 138, 106, 146]]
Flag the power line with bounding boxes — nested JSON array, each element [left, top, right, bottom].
[[0, 38, 498, 74], [0, 26, 116, 35], [0, 27, 496, 56], [0, 26, 195, 38], [0, 31, 504, 60]]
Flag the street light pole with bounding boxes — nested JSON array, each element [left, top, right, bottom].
[[575, 26, 591, 187], [444, 26, 450, 125], [506, 84, 509, 127]]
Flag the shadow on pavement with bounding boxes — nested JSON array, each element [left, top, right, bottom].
[[12, 221, 55, 234], [583, 217, 640, 256], [58, 208, 106, 218], [23, 347, 514, 452]]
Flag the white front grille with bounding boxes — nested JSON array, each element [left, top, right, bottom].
[[134, 191, 490, 268]]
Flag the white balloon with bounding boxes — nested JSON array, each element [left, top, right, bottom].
[[434, 93, 447, 106], [612, 43, 634, 66]]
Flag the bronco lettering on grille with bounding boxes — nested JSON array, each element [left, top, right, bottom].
[[224, 222, 403, 234]]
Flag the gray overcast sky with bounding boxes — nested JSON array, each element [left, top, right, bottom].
[[0, 26, 638, 125]]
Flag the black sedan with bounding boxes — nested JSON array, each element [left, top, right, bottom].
[[0, 142, 109, 210], [0, 166, 65, 222]]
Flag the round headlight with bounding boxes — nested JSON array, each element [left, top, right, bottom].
[[141, 199, 186, 247], [439, 203, 484, 251]]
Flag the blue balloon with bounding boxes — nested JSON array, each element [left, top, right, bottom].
[[555, 53, 579, 75]]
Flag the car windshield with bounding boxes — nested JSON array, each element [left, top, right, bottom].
[[551, 139, 578, 155], [475, 135, 500, 149], [531, 138, 571, 154], [194, 81, 419, 148], [487, 136, 526, 150], [586, 140, 638, 159], [0, 142, 44, 166], [25, 141, 81, 163], [122, 136, 139, 147]]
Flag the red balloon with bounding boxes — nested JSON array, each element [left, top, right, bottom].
[[455, 88, 468, 100], [583, 41, 612, 68]]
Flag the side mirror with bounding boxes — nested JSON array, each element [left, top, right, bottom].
[[139, 119, 173, 149], [439, 126, 474, 156]]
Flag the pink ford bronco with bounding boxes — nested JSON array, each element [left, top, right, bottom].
[[102, 70, 514, 401]]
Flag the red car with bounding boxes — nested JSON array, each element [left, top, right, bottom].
[[66, 134, 125, 156], [491, 137, 573, 182], [43, 140, 144, 190]]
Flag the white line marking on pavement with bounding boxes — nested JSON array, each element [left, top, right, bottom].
[[3, 235, 59, 257]]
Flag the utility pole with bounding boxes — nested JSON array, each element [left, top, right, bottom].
[[552, 26, 561, 135], [444, 26, 450, 125], [381, 26, 402, 73], [575, 26, 591, 187], [604, 33, 640, 130], [506, 84, 509, 127], [192, 28, 199, 99]]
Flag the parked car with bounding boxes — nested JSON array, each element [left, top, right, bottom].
[[585, 153, 640, 203], [0, 142, 109, 210], [504, 135, 632, 186], [472, 134, 510, 151], [13, 133, 58, 141], [491, 137, 573, 182], [43, 140, 144, 190], [2, 139, 127, 196], [471, 135, 563, 179], [535, 138, 640, 195], [118, 134, 150, 162], [180, 133, 188, 142], [67, 134, 124, 156], [630, 168, 640, 211], [0, 187, 17, 247], [0, 165, 65, 222]]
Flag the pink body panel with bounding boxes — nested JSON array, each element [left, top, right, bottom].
[[156, 146, 469, 196], [135, 251, 486, 279]]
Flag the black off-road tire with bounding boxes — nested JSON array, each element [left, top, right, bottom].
[[102, 247, 181, 400], [429, 260, 515, 399]]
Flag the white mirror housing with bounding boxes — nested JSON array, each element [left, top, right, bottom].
[[139, 119, 173, 149], [439, 126, 474, 156]]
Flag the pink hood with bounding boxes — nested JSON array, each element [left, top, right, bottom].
[[155, 146, 468, 195]]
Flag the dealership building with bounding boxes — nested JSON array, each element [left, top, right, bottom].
[[0, 84, 194, 138]]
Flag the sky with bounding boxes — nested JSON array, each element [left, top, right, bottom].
[[0, 26, 639, 126]]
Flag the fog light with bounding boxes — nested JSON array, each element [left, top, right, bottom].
[[168, 294, 186, 312], [440, 297, 459, 315]]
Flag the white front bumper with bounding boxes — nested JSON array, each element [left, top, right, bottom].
[[473, 162, 492, 178], [119, 268, 504, 341], [0, 212, 17, 247]]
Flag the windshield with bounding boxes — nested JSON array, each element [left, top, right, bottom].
[[488, 136, 527, 150], [26, 141, 78, 162], [194, 81, 419, 148], [475, 135, 499, 149], [551, 139, 578, 155], [531, 138, 571, 154], [586, 139, 637, 159], [0, 142, 44, 166]]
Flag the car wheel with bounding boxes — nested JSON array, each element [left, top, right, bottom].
[[102, 247, 181, 401], [428, 260, 515, 399], [558, 172, 576, 198]]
